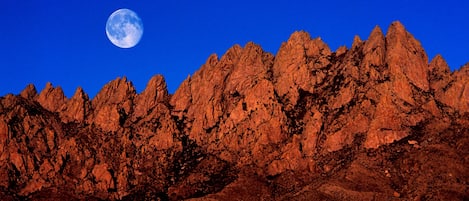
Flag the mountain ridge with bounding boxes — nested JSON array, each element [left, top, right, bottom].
[[1, 21, 468, 200]]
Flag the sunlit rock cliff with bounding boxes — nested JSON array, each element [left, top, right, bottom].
[[1, 21, 468, 200]]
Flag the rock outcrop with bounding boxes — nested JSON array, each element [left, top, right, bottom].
[[1, 21, 468, 200]]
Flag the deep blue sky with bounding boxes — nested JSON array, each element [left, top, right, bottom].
[[1, 0, 468, 98]]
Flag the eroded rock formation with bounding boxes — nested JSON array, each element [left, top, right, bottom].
[[1, 21, 468, 200]]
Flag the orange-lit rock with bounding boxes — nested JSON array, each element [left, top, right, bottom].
[[0, 21, 468, 200]]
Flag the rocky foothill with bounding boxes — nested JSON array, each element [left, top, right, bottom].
[[1, 21, 468, 200]]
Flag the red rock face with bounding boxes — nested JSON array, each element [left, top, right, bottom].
[[1, 21, 468, 200]]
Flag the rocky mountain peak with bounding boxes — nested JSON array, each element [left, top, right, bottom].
[[273, 30, 331, 107], [287, 30, 312, 45], [19, 83, 37, 99], [428, 54, 451, 91], [219, 44, 242, 65], [36, 82, 67, 112], [364, 25, 385, 50], [429, 54, 450, 74], [360, 25, 386, 81], [92, 77, 136, 107], [456, 62, 469, 76], [385, 21, 430, 91], [133, 75, 169, 119], [60, 86, 90, 123], [386, 20, 406, 36], [89, 77, 136, 131], [352, 35, 363, 49], [1, 21, 468, 200]]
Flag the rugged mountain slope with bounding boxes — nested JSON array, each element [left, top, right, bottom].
[[1, 21, 468, 200]]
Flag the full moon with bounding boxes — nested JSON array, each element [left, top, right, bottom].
[[106, 9, 143, 48]]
